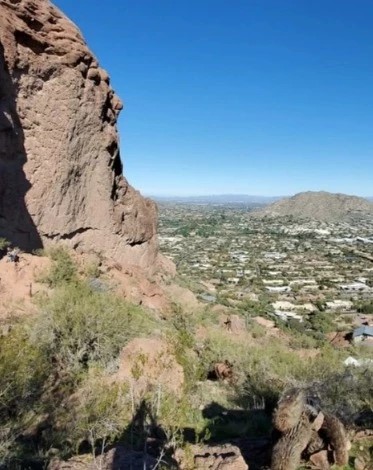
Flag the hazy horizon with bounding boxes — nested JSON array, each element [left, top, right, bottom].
[[149, 191, 373, 199]]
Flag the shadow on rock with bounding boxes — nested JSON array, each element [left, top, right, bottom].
[[0, 40, 42, 251], [200, 402, 272, 470], [112, 399, 178, 469]]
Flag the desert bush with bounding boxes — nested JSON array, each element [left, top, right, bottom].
[[286, 318, 308, 334], [170, 304, 195, 351], [356, 301, 373, 314], [84, 260, 101, 279], [198, 331, 245, 379], [239, 298, 270, 317], [63, 377, 202, 457], [0, 324, 50, 421], [308, 366, 373, 424], [197, 327, 347, 415], [33, 282, 157, 372], [168, 307, 204, 388], [157, 391, 206, 445], [247, 320, 266, 339], [0, 238, 10, 251], [0, 426, 17, 464], [308, 311, 334, 333], [0, 323, 52, 464], [290, 331, 321, 349], [41, 246, 77, 287], [54, 370, 131, 456]]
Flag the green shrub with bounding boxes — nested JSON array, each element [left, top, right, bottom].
[[356, 301, 373, 314], [286, 318, 307, 333], [248, 321, 266, 339], [85, 261, 101, 279], [309, 366, 373, 424], [168, 306, 202, 388], [0, 323, 51, 464], [55, 370, 131, 455], [33, 282, 157, 372], [0, 238, 10, 251], [157, 391, 207, 444], [308, 311, 334, 333], [290, 331, 320, 349], [171, 305, 195, 351], [41, 247, 77, 287], [0, 324, 50, 421]]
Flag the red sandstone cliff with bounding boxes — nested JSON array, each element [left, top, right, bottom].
[[0, 0, 159, 271]]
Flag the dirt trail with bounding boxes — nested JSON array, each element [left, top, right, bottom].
[[0, 253, 49, 318]]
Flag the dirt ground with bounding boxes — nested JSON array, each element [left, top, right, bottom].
[[0, 253, 50, 319]]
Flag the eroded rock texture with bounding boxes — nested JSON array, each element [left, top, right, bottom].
[[0, 0, 158, 270]]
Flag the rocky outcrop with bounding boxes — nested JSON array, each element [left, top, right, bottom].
[[114, 337, 184, 396], [0, 0, 158, 270], [174, 444, 248, 470], [271, 388, 350, 470]]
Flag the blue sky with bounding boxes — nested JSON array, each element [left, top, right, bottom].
[[54, 1, 373, 197]]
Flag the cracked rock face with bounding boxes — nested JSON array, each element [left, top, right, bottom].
[[0, 0, 158, 270]]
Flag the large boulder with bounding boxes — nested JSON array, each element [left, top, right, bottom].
[[174, 444, 248, 470], [114, 337, 184, 397], [0, 0, 159, 271]]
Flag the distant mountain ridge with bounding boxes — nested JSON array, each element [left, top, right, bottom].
[[151, 193, 373, 207], [255, 191, 373, 222], [151, 194, 282, 204]]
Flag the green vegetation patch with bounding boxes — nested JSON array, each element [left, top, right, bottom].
[[33, 281, 158, 372]]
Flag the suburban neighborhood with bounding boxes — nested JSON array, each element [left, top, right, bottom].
[[158, 202, 373, 348]]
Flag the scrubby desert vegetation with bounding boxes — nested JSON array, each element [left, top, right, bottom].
[[0, 246, 371, 469]]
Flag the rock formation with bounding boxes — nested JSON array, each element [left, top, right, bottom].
[[114, 337, 184, 397], [271, 388, 350, 470], [174, 444, 248, 470], [272, 388, 305, 433], [208, 360, 234, 382], [0, 0, 158, 271]]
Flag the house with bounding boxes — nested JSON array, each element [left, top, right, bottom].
[[289, 279, 317, 286], [352, 326, 373, 344], [272, 310, 303, 322], [263, 252, 287, 260], [344, 356, 373, 367], [356, 237, 373, 245], [263, 279, 285, 286], [199, 293, 216, 303], [227, 277, 240, 285], [325, 300, 353, 311], [265, 286, 291, 293], [339, 282, 370, 292], [272, 301, 296, 311]]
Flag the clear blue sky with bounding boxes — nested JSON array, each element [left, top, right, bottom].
[[54, 0, 373, 197]]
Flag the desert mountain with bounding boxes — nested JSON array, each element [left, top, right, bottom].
[[0, 0, 159, 271], [255, 191, 373, 222]]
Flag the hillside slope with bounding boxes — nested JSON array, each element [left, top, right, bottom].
[[256, 191, 373, 222]]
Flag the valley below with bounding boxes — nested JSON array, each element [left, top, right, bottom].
[[0, 0, 372, 467], [1, 204, 372, 469]]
